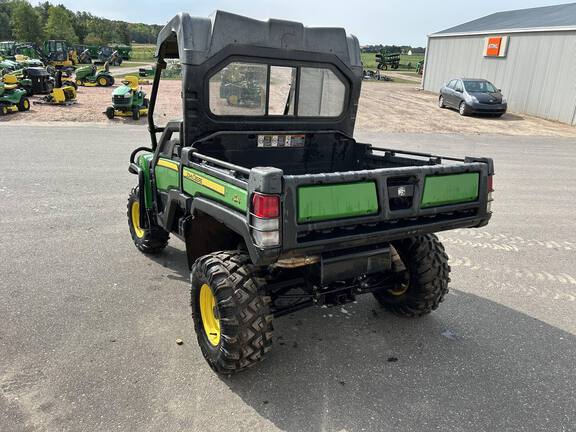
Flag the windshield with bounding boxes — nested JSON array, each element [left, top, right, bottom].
[[208, 61, 346, 117], [463, 80, 497, 93]]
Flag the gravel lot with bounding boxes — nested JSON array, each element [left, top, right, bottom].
[[2, 80, 576, 137]]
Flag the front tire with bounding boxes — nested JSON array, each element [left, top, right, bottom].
[[132, 108, 140, 120], [373, 234, 450, 317], [105, 107, 115, 119], [127, 186, 169, 254], [191, 251, 273, 375], [459, 101, 469, 116], [17, 97, 30, 112]]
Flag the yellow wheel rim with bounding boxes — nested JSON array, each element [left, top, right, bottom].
[[131, 201, 144, 238], [23, 99, 29, 109], [99, 77, 107, 86], [388, 282, 409, 297], [76, 79, 82, 86], [200, 283, 221, 346]]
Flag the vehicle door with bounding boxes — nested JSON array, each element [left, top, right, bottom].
[[452, 80, 465, 107], [443, 80, 457, 106]]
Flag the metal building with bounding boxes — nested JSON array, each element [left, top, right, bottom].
[[422, 3, 576, 125]]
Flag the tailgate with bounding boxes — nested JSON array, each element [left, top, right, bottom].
[[282, 160, 492, 253]]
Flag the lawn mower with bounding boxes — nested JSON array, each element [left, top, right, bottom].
[[1, 73, 33, 95], [0, 80, 30, 115], [75, 63, 114, 87], [105, 75, 148, 120], [36, 71, 77, 105]]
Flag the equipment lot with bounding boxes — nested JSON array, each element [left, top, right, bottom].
[[3, 81, 576, 138], [1, 125, 574, 431]]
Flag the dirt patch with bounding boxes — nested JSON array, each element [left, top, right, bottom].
[[356, 82, 576, 137], [2, 80, 575, 137]]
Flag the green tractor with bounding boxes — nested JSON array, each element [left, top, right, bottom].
[[105, 75, 148, 120], [75, 64, 114, 87], [0, 79, 30, 116]]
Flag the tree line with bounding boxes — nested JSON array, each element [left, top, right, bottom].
[[0, 0, 162, 45]]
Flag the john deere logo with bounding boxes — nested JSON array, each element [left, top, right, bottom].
[[398, 186, 406, 197]]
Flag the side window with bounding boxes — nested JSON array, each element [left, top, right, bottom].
[[209, 62, 267, 116], [298, 67, 345, 117], [455, 80, 463, 92], [447, 80, 456, 89]]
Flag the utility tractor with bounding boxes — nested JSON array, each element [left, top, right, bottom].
[[126, 11, 494, 374]]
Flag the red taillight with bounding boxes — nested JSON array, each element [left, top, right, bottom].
[[252, 193, 280, 219], [487, 175, 494, 192]]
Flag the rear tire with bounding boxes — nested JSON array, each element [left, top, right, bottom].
[[0, 106, 7, 116], [373, 234, 450, 317], [438, 95, 445, 108], [191, 251, 273, 375], [127, 186, 169, 254]]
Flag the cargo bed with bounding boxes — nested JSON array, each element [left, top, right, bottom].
[[187, 131, 494, 257]]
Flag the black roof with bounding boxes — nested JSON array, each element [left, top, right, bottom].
[[156, 10, 361, 68], [24, 67, 49, 76], [434, 2, 576, 35]]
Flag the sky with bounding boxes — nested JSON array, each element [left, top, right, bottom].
[[35, 0, 570, 46]]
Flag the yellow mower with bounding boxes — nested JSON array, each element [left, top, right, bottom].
[[35, 71, 77, 106]]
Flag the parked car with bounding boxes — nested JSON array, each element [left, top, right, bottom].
[[439, 78, 507, 117]]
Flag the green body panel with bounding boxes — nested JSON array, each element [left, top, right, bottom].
[[75, 65, 93, 80], [154, 164, 179, 190], [182, 167, 248, 212], [152, 158, 248, 212], [298, 182, 379, 223], [138, 153, 154, 208], [0, 84, 25, 103], [421, 173, 480, 208]]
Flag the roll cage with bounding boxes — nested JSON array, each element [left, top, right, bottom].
[[146, 11, 364, 150]]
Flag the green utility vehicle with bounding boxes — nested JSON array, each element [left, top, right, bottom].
[[75, 64, 114, 87], [106, 75, 148, 120], [0, 80, 30, 115], [127, 11, 494, 374]]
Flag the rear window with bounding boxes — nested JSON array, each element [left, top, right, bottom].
[[208, 61, 347, 118]]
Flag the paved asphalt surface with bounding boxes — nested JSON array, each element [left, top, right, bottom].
[[1, 124, 575, 432]]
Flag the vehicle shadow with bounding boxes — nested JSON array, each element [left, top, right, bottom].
[[222, 289, 575, 432], [146, 244, 190, 283], [475, 112, 524, 122]]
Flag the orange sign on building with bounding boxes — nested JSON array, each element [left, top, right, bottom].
[[484, 36, 509, 57]]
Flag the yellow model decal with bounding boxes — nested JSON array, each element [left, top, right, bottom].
[[157, 159, 179, 171], [183, 169, 225, 195]]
